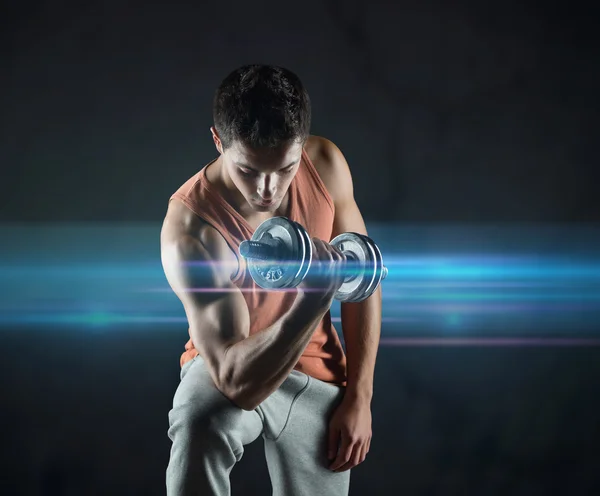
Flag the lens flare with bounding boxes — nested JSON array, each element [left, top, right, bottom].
[[2, 223, 600, 344]]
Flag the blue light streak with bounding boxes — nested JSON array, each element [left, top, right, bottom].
[[1, 223, 599, 337]]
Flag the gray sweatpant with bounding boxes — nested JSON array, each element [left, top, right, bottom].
[[165, 355, 350, 496]]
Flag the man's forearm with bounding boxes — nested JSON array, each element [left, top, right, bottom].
[[341, 286, 382, 403], [219, 294, 330, 410]]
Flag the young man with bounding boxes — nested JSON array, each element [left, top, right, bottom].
[[161, 65, 381, 495]]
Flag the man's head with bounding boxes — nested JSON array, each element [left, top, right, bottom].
[[211, 65, 311, 212]]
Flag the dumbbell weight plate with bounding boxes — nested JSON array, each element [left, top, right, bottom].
[[330, 232, 376, 302], [330, 232, 384, 303], [247, 217, 312, 290], [363, 233, 386, 299], [293, 220, 313, 287]]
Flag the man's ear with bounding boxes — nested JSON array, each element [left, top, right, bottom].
[[210, 126, 223, 154]]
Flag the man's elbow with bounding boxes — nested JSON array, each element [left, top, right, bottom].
[[215, 349, 270, 411], [214, 364, 260, 411], [221, 370, 272, 411], [232, 395, 260, 412], [219, 382, 261, 411]]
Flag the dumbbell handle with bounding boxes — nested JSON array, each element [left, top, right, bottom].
[[239, 240, 275, 260], [239, 239, 388, 281], [342, 252, 388, 281]]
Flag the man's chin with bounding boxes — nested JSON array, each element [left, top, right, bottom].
[[253, 204, 276, 213], [251, 200, 278, 212]]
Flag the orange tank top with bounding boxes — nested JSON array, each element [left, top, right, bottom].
[[169, 148, 348, 386]]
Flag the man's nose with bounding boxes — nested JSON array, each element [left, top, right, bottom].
[[258, 176, 276, 198]]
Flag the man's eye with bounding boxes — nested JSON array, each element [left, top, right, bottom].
[[240, 169, 254, 176]]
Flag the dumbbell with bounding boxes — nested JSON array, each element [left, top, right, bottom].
[[238, 217, 387, 303]]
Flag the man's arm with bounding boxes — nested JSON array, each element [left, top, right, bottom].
[[161, 200, 335, 411], [310, 137, 382, 403]]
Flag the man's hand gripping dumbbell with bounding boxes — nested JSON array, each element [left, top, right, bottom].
[[239, 217, 387, 303]]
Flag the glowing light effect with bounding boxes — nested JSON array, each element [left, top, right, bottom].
[[1, 223, 600, 343]]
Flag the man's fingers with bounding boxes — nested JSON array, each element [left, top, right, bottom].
[[333, 443, 363, 472], [329, 435, 353, 471], [334, 441, 370, 473], [360, 442, 369, 463], [328, 426, 339, 460]]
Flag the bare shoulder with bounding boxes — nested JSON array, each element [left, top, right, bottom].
[[304, 135, 354, 205], [161, 199, 238, 280]]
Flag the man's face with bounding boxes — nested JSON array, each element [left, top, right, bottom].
[[219, 137, 303, 213]]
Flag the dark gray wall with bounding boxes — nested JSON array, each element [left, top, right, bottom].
[[2, 1, 598, 222]]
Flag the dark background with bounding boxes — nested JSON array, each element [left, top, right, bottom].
[[2, 1, 600, 495]]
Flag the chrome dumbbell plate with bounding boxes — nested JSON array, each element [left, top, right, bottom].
[[247, 217, 312, 289], [330, 232, 387, 303]]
